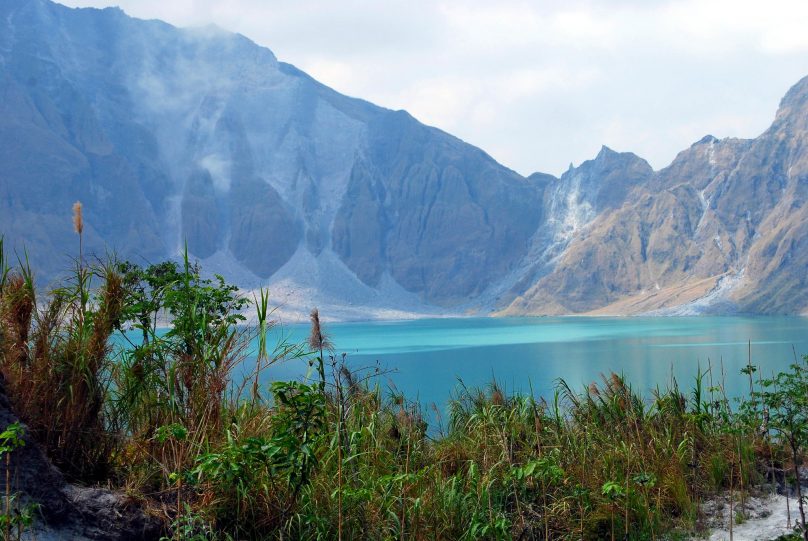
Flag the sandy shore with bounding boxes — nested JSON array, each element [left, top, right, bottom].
[[694, 493, 801, 540]]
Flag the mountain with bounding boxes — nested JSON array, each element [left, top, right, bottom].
[[505, 79, 808, 316], [1, 0, 807, 318], [0, 0, 540, 318]]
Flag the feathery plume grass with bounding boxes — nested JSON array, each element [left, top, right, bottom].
[[308, 308, 332, 354], [73, 201, 84, 264], [72, 201, 84, 236]]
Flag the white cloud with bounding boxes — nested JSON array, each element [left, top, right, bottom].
[[60, 0, 808, 175]]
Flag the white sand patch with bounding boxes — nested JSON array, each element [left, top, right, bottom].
[[694, 493, 801, 541]]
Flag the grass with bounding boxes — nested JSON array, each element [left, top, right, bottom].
[[1, 235, 807, 539]]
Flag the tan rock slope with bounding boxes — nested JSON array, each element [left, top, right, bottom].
[[504, 76, 808, 316]]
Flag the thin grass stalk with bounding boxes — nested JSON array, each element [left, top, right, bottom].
[[0, 237, 9, 292], [334, 356, 344, 541], [5, 449, 10, 541], [253, 288, 270, 403]]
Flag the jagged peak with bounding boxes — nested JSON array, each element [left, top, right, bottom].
[[590, 145, 650, 169], [592, 145, 646, 164], [778, 74, 808, 111], [771, 74, 808, 131], [694, 134, 718, 146], [597, 145, 617, 158]]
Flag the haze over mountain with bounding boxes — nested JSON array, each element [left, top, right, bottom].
[[2, 0, 807, 318]]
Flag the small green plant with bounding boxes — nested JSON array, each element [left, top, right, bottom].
[[161, 503, 228, 541], [190, 370, 327, 537], [0, 422, 38, 541], [745, 355, 808, 540], [708, 453, 729, 489], [0, 495, 38, 541], [602, 480, 627, 541]]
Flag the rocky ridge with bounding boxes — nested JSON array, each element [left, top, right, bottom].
[[2, 0, 808, 316], [505, 76, 808, 316]]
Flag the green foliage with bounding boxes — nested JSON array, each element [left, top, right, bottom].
[[155, 423, 189, 444], [117, 248, 248, 348], [111, 249, 257, 496], [0, 495, 38, 541], [186, 361, 327, 538], [160, 503, 229, 541], [268, 378, 327, 492], [750, 358, 808, 443], [0, 422, 37, 541], [708, 452, 729, 489], [744, 355, 808, 538], [0, 256, 122, 480], [0, 424, 24, 456], [601, 480, 626, 500], [5, 245, 808, 540]]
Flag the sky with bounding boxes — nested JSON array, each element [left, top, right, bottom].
[[61, 0, 808, 176]]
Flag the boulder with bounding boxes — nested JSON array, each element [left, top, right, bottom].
[[0, 376, 162, 540]]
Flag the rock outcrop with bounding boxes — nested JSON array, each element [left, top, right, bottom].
[[0, 377, 161, 540]]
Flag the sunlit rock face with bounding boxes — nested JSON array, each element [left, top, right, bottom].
[[506, 76, 808, 316], [2, 0, 808, 315]]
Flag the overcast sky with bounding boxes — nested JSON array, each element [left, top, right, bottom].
[[61, 0, 808, 176]]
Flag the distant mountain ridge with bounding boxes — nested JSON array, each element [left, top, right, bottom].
[[1, 0, 807, 317], [505, 77, 808, 316]]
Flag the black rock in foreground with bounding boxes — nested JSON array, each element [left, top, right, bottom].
[[0, 376, 162, 540]]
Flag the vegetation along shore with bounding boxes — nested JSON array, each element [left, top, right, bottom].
[[1, 225, 808, 540]]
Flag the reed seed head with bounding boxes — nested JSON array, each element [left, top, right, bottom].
[[308, 307, 332, 352], [72, 201, 84, 235], [309, 308, 321, 350]]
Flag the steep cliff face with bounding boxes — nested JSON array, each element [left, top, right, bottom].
[[0, 0, 541, 308], [730, 77, 808, 314], [333, 111, 540, 304], [505, 76, 808, 316], [0, 0, 168, 276]]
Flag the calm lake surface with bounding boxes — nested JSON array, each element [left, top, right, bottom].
[[259, 316, 808, 418]]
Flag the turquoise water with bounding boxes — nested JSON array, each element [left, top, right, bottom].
[[259, 316, 808, 418]]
